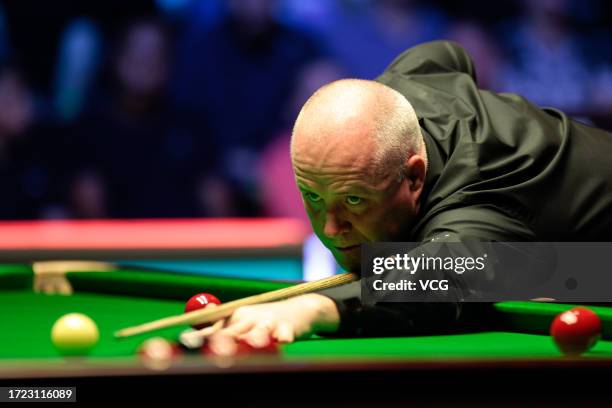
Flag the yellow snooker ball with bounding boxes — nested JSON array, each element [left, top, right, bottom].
[[51, 313, 99, 356]]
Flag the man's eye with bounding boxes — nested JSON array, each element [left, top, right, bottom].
[[306, 192, 322, 203], [346, 196, 362, 205]]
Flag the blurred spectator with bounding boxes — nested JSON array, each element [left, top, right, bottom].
[[53, 18, 102, 123], [0, 66, 67, 218], [257, 59, 346, 222], [172, 0, 324, 216], [71, 19, 215, 218], [311, 0, 447, 79], [499, 0, 612, 114], [69, 169, 106, 219], [447, 21, 506, 91]]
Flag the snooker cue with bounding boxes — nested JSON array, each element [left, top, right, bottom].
[[114, 272, 358, 339]]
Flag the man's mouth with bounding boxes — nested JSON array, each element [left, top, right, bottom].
[[335, 244, 361, 253]]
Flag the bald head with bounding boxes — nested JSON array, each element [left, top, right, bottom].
[[291, 80, 428, 270], [291, 79, 425, 179]]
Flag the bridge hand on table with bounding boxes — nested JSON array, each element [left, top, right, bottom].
[[206, 294, 340, 356]]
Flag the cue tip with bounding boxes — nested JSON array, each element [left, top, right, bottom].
[[114, 329, 129, 339]]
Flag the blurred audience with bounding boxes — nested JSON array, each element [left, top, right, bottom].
[[0, 66, 66, 218], [69, 19, 214, 218], [499, 0, 612, 113], [0, 0, 610, 220], [172, 0, 323, 216], [311, 0, 448, 79]]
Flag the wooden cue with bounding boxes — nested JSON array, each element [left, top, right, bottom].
[[114, 272, 358, 339]]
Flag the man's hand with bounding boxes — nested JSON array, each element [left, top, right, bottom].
[[207, 294, 339, 355]]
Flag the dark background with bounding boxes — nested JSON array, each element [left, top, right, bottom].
[[0, 0, 610, 220]]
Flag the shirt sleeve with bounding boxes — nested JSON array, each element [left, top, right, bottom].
[[316, 280, 467, 337], [379, 40, 477, 81]]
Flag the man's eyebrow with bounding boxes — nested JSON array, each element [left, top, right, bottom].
[[335, 184, 375, 195], [296, 182, 317, 191], [297, 181, 377, 195]]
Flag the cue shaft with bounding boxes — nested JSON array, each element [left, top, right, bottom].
[[114, 272, 358, 338]]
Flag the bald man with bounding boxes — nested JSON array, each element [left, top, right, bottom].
[[207, 41, 612, 352]]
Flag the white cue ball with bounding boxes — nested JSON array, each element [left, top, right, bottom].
[[51, 313, 100, 355]]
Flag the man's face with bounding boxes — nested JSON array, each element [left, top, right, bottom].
[[293, 134, 419, 272]]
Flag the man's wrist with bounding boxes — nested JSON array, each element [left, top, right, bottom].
[[290, 294, 340, 333]]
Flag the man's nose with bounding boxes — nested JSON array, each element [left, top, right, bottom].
[[323, 211, 350, 238]]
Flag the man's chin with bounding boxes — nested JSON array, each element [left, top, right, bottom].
[[333, 249, 362, 272]]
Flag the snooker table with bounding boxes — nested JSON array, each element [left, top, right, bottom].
[[2, 263, 612, 405]]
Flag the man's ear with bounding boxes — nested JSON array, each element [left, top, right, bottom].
[[405, 155, 426, 193]]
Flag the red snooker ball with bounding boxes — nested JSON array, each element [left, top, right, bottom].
[[233, 337, 279, 356], [184, 293, 221, 329], [138, 337, 181, 371], [201, 339, 253, 358], [239, 336, 279, 354], [550, 307, 601, 356]]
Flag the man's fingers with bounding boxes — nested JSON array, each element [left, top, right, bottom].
[[181, 320, 225, 346], [219, 319, 255, 337], [238, 322, 275, 348], [273, 322, 295, 344], [207, 332, 238, 356]]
